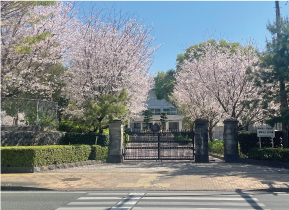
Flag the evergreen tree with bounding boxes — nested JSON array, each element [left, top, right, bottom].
[[255, 17, 289, 148], [143, 109, 153, 130], [154, 69, 176, 103], [160, 111, 168, 130], [66, 88, 130, 133]]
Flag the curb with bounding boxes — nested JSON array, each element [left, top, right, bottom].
[[1, 186, 54, 191], [3, 186, 289, 192]]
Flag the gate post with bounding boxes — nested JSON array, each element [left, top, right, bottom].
[[194, 119, 209, 163], [107, 120, 123, 163], [157, 132, 161, 160], [223, 119, 239, 163]]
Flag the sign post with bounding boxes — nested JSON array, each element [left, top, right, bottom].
[[256, 125, 275, 148]]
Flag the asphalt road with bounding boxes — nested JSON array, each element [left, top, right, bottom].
[[2, 190, 289, 210]]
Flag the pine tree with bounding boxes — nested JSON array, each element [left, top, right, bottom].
[[255, 17, 289, 148], [143, 109, 153, 130], [160, 111, 168, 130]]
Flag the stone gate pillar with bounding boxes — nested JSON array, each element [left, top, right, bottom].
[[223, 119, 239, 163], [107, 120, 123, 163], [195, 119, 209, 163]]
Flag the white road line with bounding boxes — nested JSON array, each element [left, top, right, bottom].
[[128, 192, 145, 196], [78, 197, 125, 200], [145, 193, 245, 196], [88, 193, 129, 196], [132, 208, 271, 210], [55, 192, 271, 210], [135, 201, 266, 207], [141, 196, 259, 201], [117, 200, 138, 205], [56, 207, 112, 210], [109, 192, 145, 210], [67, 202, 123, 205]]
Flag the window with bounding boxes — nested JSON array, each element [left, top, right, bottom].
[[134, 123, 141, 128], [163, 108, 170, 113], [143, 123, 152, 129], [163, 108, 178, 115], [169, 122, 179, 130], [150, 109, 161, 115]]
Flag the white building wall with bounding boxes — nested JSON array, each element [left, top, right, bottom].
[[130, 89, 184, 131]]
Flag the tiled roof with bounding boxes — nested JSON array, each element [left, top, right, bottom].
[[132, 115, 183, 122]]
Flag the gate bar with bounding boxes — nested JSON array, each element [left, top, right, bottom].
[[158, 132, 160, 160]]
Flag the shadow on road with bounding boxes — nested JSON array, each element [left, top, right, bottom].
[[118, 160, 289, 190]]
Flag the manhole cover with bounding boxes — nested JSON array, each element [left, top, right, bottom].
[[62, 178, 81, 181]]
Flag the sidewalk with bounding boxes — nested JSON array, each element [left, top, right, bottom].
[[2, 158, 289, 191]]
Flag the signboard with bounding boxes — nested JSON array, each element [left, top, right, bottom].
[[151, 124, 160, 132], [257, 125, 275, 137]]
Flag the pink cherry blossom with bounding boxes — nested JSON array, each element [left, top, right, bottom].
[[174, 41, 265, 128]]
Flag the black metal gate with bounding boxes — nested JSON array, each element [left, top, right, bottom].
[[123, 130, 194, 160]]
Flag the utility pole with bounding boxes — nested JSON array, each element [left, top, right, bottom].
[[275, 1, 288, 148], [275, 1, 280, 21]]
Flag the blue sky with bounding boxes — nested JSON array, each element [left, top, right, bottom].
[[75, 1, 289, 75]]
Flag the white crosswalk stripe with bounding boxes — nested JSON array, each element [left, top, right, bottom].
[[55, 192, 271, 210], [55, 192, 142, 210], [55, 192, 123, 210], [134, 192, 270, 210]]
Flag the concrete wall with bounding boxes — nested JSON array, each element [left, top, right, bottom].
[[1, 126, 65, 146]]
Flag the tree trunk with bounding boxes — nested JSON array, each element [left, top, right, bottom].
[[208, 126, 213, 142], [13, 113, 19, 125], [280, 80, 288, 148], [276, 3, 288, 148], [282, 123, 288, 148], [98, 117, 104, 133]]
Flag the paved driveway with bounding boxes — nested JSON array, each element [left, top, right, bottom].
[[2, 159, 289, 191]]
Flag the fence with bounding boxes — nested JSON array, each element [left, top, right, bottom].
[[1, 97, 58, 127]]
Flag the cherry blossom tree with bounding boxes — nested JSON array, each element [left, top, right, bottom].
[[1, 2, 79, 100], [172, 80, 222, 141], [65, 12, 157, 119], [174, 40, 264, 131]]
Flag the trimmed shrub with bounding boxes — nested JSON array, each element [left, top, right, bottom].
[[239, 130, 284, 156], [1, 145, 91, 167], [174, 134, 193, 145], [208, 140, 246, 157], [123, 133, 129, 147], [59, 132, 109, 147], [58, 120, 82, 133], [248, 148, 289, 163], [238, 130, 259, 155], [96, 133, 110, 147], [208, 140, 224, 155], [90, 145, 109, 160]]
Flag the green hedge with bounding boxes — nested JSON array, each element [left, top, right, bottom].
[[1, 145, 92, 167], [208, 140, 247, 158], [238, 130, 259, 155], [1, 145, 109, 167], [248, 148, 289, 163], [60, 132, 109, 147], [238, 130, 284, 155], [90, 145, 109, 160], [58, 120, 83, 133], [208, 141, 224, 155], [123, 133, 129, 147]]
